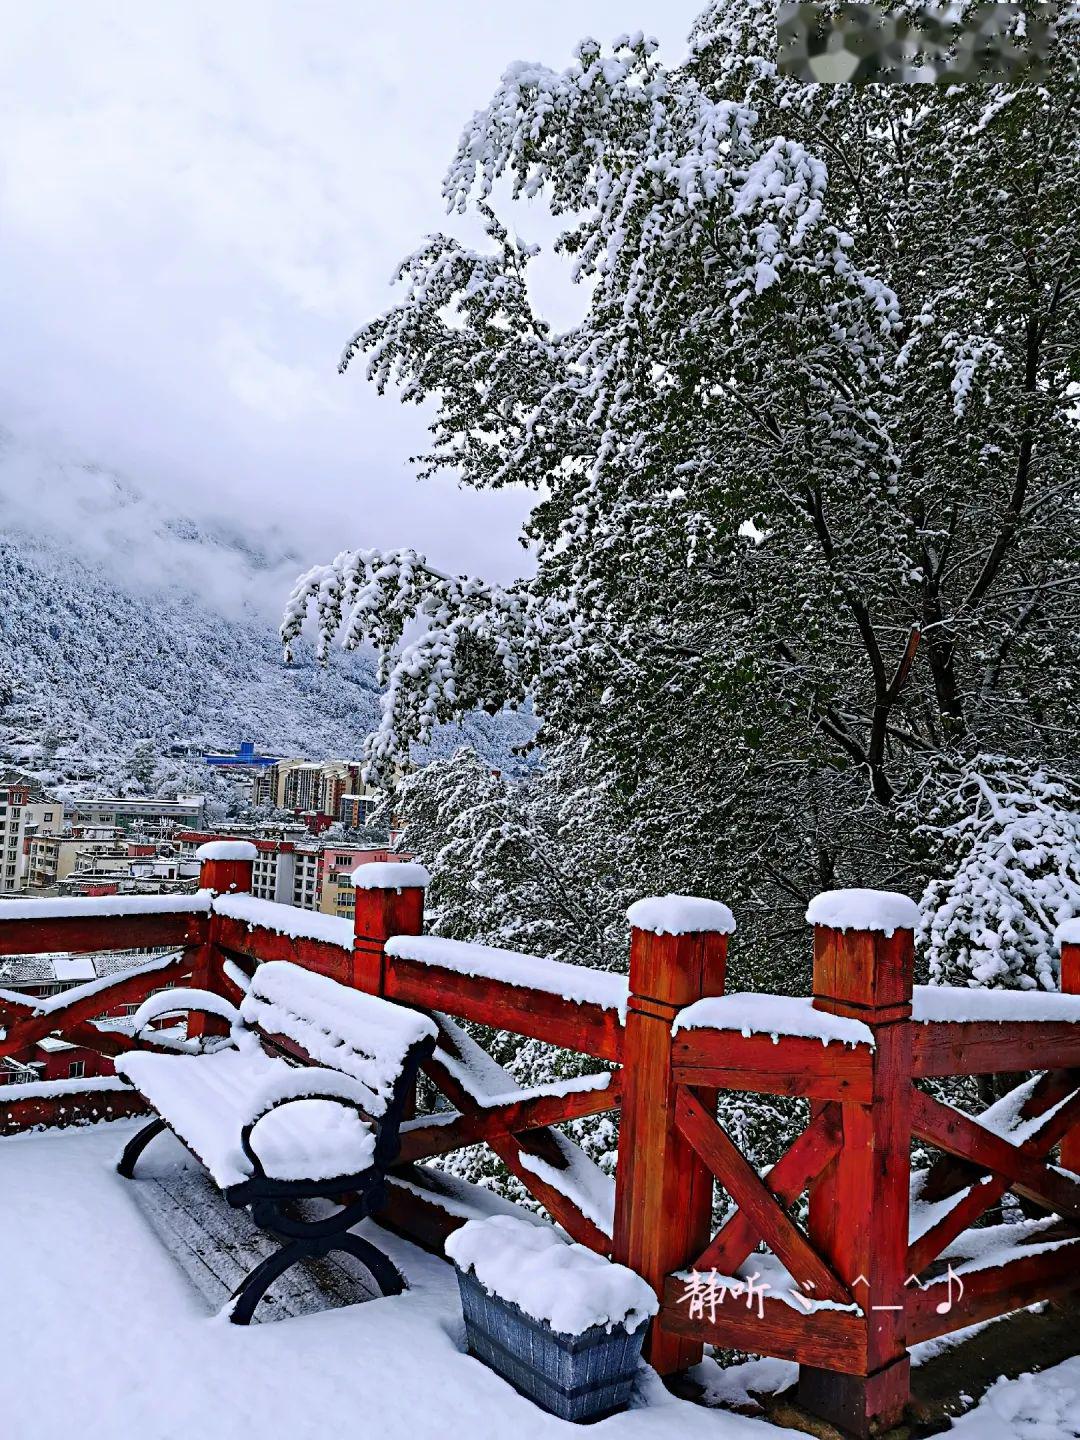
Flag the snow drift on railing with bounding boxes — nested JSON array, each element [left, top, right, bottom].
[[911, 986, 1080, 1024], [384, 934, 629, 1016], [0, 892, 212, 920], [673, 993, 875, 1048], [195, 841, 258, 862], [351, 862, 431, 891], [212, 893, 353, 949]]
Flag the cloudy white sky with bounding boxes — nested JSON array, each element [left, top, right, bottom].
[[0, 1, 700, 597]]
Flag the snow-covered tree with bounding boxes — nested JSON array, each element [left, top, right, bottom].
[[285, 5, 1080, 1000], [916, 757, 1080, 992]]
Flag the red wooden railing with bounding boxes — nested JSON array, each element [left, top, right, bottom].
[[1, 856, 1078, 1439]]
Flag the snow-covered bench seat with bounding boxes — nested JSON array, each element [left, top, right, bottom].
[[114, 960, 438, 1323]]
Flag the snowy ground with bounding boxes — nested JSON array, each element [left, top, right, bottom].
[[1, 1122, 1078, 1440]]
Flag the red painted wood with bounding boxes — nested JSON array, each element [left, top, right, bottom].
[[675, 1087, 849, 1303], [1062, 942, 1080, 1174], [908, 1081, 1080, 1276], [194, 855, 254, 1039], [913, 1021, 1080, 1076], [906, 1239, 1080, 1344], [672, 1029, 874, 1101], [693, 1104, 843, 1275], [813, 927, 913, 1020], [382, 956, 623, 1062], [198, 856, 254, 897], [0, 911, 207, 957], [398, 1076, 621, 1164], [0, 951, 194, 1060], [659, 1275, 868, 1374], [910, 1087, 1080, 1221], [0, 1084, 149, 1136], [800, 920, 915, 1435], [214, 920, 352, 984], [353, 886, 425, 994], [613, 925, 729, 1375]]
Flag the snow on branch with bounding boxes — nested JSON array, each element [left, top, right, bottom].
[[281, 545, 555, 780]]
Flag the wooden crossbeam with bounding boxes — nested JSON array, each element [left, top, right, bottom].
[[0, 950, 194, 1061], [919, 1068, 1079, 1204], [415, 1020, 612, 1255], [913, 1022, 1080, 1077], [672, 1029, 873, 1102], [692, 1103, 842, 1275], [382, 955, 623, 1063], [674, 1087, 850, 1305], [911, 1088, 1080, 1222], [906, 1236, 1080, 1344], [398, 1076, 621, 1164], [659, 1274, 867, 1374], [908, 1081, 1080, 1276], [0, 910, 207, 958]]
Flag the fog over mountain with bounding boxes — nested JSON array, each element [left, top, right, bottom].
[[0, 429, 535, 794]]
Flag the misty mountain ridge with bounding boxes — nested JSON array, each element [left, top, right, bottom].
[[0, 435, 535, 794]]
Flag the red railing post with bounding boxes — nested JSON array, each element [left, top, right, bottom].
[[612, 896, 733, 1376], [799, 890, 917, 1438], [1060, 921, 1080, 1174], [351, 862, 429, 995], [194, 842, 256, 1036]]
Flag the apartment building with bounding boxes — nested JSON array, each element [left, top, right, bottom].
[[251, 758, 380, 825], [176, 830, 409, 915], [318, 846, 412, 920], [0, 779, 64, 895]]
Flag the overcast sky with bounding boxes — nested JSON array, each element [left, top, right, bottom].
[[0, 2, 700, 596]]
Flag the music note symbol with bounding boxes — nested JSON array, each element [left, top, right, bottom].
[[935, 1264, 965, 1315]]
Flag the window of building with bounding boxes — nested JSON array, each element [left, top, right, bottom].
[[68, 1060, 86, 1079]]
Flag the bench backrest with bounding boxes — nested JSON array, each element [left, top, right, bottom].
[[239, 961, 438, 1119]]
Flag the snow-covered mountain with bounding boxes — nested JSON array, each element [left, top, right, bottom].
[[0, 435, 534, 793]]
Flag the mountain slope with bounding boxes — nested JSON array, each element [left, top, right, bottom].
[[0, 530, 535, 792]]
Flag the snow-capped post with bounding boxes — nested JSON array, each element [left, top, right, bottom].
[[612, 895, 735, 1375], [351, 862, 431, 995], [800, 888, 919, 1438], [194, 841, 257, 1038], [1058, 919, 1080, 1174]]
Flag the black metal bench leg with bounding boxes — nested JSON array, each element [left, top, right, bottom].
[[331, 1233, 405, 1298], [116, 1116, 168, 1179], [228, 1243, 307, 1325]]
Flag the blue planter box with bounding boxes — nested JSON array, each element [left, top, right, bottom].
[[455, 1267, 648, 1423]]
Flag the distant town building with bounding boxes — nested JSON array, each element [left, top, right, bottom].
[[0, 777, 63, 895], [176, 829, 410, 914], [248, 758, 380, 824], [67, 795, 206, 833], [204, 741, 281, 770]]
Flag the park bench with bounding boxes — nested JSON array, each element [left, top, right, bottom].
[[114, 959, 438, 1323]]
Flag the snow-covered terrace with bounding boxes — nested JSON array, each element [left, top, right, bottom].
[[4, 1120, 763, 1440], [3, 877, 1080, 1439], [6, 1121, 1080, 1440]]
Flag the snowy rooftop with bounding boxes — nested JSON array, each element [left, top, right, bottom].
[[2, 1122, 1078, 1440]]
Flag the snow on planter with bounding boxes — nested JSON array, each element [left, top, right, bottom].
[[446, 1216, 656, 1423], [350, 861, 431, 891], [626, 894, 736, 936], [1055, 917, 1080, 948], [194, 840, 258, 862], [805, 887, 919, 937]]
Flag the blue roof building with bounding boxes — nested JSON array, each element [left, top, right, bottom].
[[204, 741, 280, 769]]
